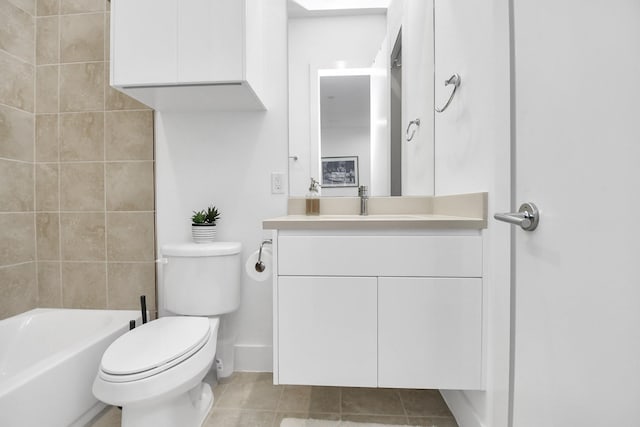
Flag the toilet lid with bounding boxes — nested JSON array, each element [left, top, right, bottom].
[[99, 317, 211, 382]]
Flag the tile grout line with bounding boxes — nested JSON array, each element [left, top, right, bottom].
[[56, 3, 63, 308], [396, 389, 410, 425], [103, 8, 109, 310], [32, 0, 38, 308]]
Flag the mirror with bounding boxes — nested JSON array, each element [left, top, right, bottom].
[[287, 0, 435, 197]]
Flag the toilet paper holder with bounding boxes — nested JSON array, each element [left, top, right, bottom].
[[255, 239, 272, 272]]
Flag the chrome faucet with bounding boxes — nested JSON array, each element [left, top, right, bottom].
[[358, 185, 368, 216]]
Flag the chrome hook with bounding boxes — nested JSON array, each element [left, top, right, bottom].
[[435, 73, 461, 113], [406, 118, 421, 142]]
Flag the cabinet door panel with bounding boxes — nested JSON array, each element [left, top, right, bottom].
[[111, 0, 177, 86], [278, 276, 377, 387], [378, 277, 483, 389], [178, 0, 244, 83]]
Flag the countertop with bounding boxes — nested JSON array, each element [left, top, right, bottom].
[[263, 193, 488, 230]]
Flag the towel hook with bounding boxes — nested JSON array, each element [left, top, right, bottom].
[[406, 118, 421, 142], [435, 73, 461, 113]]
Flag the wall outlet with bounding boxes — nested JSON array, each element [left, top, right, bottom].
[[271, 172, 285, 194]]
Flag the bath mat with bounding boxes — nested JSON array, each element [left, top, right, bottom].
[[280, 419, 420, 427]]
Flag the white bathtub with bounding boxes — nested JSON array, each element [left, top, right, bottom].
[[0, 308, 141, 427]]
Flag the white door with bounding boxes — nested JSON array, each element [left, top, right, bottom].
[[509, 1, 640, 426]]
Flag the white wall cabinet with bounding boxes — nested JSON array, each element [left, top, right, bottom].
[[273, 230, 485, 390], [110, 0, 265, 111]]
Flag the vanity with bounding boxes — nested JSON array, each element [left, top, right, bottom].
[[264, 193, 487, 391]]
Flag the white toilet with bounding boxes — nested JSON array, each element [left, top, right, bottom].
[[93, 242, 242, 427]]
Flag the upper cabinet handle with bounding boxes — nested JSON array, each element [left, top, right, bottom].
[[406, 118, 421, 142], [435, 73, 461, 113]]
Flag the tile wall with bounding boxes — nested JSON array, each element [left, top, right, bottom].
[[0, 0, 37, 317], [0, 0, 157, 319]]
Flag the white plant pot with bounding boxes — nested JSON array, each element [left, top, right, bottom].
[[191, 224, 217, 243]]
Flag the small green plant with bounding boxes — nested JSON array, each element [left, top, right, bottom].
[[191, 205, 221, 225]]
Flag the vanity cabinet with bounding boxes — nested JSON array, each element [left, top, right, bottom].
[[273, 231, 485, 390], [110, 0, 265, 111]]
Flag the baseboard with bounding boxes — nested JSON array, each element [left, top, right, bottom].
[[440, 390, 485, 427], [234, 344, 273, 372]]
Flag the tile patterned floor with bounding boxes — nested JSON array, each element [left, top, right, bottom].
[[90, 372, 458, 427]]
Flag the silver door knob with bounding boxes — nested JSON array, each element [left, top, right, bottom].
[[494, 202, 540, 231]]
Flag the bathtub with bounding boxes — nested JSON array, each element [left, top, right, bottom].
[[0, 308, 141, 427]]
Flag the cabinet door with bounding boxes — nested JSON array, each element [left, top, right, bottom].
[[178, 0, 244, 83], [278, 276, 377, 387], [378, 277, 483, 389], [111, 0, 178, 86]]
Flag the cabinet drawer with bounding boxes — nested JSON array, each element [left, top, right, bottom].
[[278, 235, 482, 277]]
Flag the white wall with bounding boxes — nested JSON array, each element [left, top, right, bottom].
[[433, 1, 511, 427], [154, 0, 288, 371], [288, 14, 387, 196]]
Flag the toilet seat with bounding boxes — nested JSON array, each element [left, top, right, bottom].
[[99, 317, 211, 383]]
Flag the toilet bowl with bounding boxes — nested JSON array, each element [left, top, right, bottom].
[[93, 317, 219, 427], [93, 241, 242, 427]]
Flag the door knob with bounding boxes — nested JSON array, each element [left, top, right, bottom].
[[494, 202, 540, 231]]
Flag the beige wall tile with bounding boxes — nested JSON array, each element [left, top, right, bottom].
[[35, 114, 58, 162], [0, 213, 35, 265], [104, 12, 109, 61], [36, 16, 58, 65], [37, 261, 61, 307], [107, 212, 154, 261], [36, 65, 58, 113], [60, 0, 104, 14], [107, 262, 155, 310], [60, 162, 104, 211], [60, 62, 104, 112], [0, 51, 34, 112], [36, 212, 59, 260], [60, 212, 105, 260], [105, 63, 149, 111], [35, 163, 58, 211], [61, 262, 106, 308], [0, 1, 35, 63], [0, 104, 34, 162], [36, 0, 58, 16], [9, 0, 36, 15], [105, 110, 153, 160], [106, 162, 154, 211], [0, 159, 34, 212], [60, 13, 104, 63], [60, 112, 104, 161], [0, 262, 37, 319]]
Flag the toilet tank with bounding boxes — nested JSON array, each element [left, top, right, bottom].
[[161, 242, 242, 316]]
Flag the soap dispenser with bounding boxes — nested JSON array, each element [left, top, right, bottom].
[[306, 178, 320, 216]]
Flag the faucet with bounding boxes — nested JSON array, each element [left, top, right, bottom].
[[358, 185, 368, 216]]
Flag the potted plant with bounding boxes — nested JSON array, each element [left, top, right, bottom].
[[191, 205, 221, 243]]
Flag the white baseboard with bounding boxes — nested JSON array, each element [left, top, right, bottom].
[[234, 344, 273, 372], [441, 390, 485, 427]]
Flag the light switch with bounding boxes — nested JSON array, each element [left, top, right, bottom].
[[271, 172, 285, 194]]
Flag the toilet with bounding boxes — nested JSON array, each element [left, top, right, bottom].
[[93, 242, 242, 427]]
